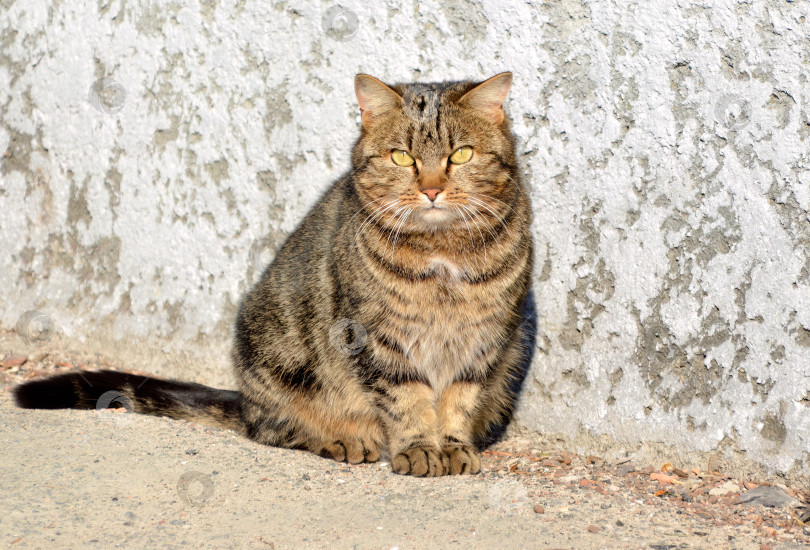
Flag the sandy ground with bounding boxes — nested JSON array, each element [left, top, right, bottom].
[[2, 351, 809, 549]]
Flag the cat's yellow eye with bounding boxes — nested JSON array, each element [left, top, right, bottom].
[[449, 146, 473, 165], [391, 149, 415, 167]]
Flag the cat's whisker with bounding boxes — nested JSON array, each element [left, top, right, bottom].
[[360, 199, 399, 229], [461, 205, 496, 267], [389, 207, 414, 259], [467, 196, 510, 232], [470, 192, 517, 218], [450, 204, 484, 268], [465, 201, 507, 267], [354, 202, 394, 247], [461, 203, 499, 242], [464, 204, 498, 238], [458, 204, 489, 263], [383, 204, 412, 257], [465, 208, 492, 269], [465, 196, 500, 221], [346, 196, 388, 227], [466, 194, 506, 218], [353, 199, 401, 249]]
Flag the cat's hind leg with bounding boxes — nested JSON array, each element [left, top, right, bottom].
[[306, 433, 380, 464], [240, 394, 383, 464]]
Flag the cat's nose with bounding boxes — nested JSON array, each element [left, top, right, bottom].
[[421, 188, 443, 201]]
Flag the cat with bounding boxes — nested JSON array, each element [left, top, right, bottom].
[[14, 72, 535, 477]]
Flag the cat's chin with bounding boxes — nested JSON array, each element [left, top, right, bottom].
[[416, 207, 454, 230]]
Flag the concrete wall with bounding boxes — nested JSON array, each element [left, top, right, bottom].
[[1, 0, 808, 482]]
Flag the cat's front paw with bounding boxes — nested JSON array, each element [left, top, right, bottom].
[[442, 445, 481, 475], [391, 446, 448, 477]]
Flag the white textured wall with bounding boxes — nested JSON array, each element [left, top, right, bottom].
[[1, 0, 808, 481]]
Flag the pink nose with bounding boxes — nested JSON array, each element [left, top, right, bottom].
[[421, 188, 442, 201]]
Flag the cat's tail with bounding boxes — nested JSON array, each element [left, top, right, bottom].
[[13, 370, 245, 434]]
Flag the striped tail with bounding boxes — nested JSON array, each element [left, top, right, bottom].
[[13, 370, 244, 434]]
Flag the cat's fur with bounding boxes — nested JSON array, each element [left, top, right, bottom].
[[14, 73, 534, 476]]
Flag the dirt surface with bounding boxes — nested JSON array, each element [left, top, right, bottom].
[[2, 349, 809, 549]]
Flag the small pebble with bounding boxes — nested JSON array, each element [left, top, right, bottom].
[[2, 355, 28, 367], [616, 463, 636, 476], [709, 481, 740, 496], [587, 525, 601, 533], [735, 485, 800, 508], [533, 504, 544, 514]]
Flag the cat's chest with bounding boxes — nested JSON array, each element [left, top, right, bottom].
[[396, 302, 493, 393], [368, 253, 502, 392]]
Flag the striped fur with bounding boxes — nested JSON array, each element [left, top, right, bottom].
[[14, 370, 243, 433], [15, 73, 534, 477]]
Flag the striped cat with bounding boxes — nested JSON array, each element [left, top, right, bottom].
[[15, 72, 535, 476]]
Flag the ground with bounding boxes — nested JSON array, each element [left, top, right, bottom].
[[1, 349, 808, 549]]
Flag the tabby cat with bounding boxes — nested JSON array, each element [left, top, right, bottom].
[[15, 72, 534, 476]]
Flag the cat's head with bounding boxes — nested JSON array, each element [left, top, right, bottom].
[[351, 73, 519, 233]]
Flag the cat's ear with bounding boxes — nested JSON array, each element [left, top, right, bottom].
[[355, 74, 402, 127], [458, 72, 513, 124]]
